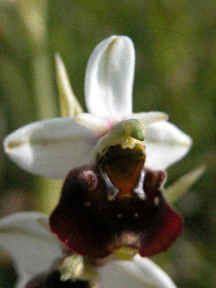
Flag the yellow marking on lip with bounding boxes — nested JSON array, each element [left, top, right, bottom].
[[118, 193, 133, 199], [114, 247, 137, 261]]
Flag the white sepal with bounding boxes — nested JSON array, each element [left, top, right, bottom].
[[0, 212, 63, 288], [85, 35, 135, 120], [3, 118, 98, 179]]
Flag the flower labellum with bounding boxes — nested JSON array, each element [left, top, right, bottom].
[[50, 145, 183, 259], [0, 211, 178, 288]]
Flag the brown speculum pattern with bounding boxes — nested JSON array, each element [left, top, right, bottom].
[[50, 146, 183, 259]]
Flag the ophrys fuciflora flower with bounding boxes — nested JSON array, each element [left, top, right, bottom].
[[50, 145, 183, 259], [1, 35, 194, 288]]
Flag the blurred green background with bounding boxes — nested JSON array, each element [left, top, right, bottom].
[[0, 0, 215, 287]]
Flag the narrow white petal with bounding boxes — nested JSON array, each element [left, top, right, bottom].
[[131, 112, 168, 126], [3, 118, 98, 179], [85, 35, 135, 120], [99, 255, 176, 288], [145, 120, 192, 170], [55, 54, 83, 117], [75, 113, 110, 135], [165, 165, 206, 203], [0, 212, 63, 287]]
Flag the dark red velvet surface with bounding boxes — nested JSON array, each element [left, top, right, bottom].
[[50, 146, 183, 259]]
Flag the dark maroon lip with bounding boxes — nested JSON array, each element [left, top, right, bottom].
[[50, 146, 183, 259]]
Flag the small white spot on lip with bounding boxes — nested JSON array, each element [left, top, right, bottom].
[[154, 197, 160, 206], [134, 213, 139, 218], [117, 213, 123, 219], [134, 168, 146, 200], [100, 168, 119, 201], [81, 170, 98, 191], [84, 201, 91, 207]]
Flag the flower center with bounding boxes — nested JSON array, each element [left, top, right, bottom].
[[50, 145, 183, 259], [99, 145, 146, 199]]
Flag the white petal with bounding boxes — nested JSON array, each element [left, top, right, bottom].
[[55, 54, 83, 117], [85, 35, 135, 120], [145, 120, 192, 170], [99, 255, 176, 288], [131, 112, 168, 126], [75, 113, 110, 135], [16, 275, 31, 288], [0, 212, 63, 287], [3, 118, 98, 179]]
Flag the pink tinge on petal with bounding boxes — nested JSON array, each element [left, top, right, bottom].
[[50, 146, 183, 259]]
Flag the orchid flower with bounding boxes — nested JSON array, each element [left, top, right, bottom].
[[1, 35, 193, 288], [49, 148, 183, 259], [0, 212, 177, 288], [3, 35, 192, 179]]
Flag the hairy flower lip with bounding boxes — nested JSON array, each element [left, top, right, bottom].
[[49, 146, 183, 259]]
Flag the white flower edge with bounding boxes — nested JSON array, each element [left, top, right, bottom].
[[0, 212, 177, 288], [0, 212, 63, 288], [100, 255, 177, 288]]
